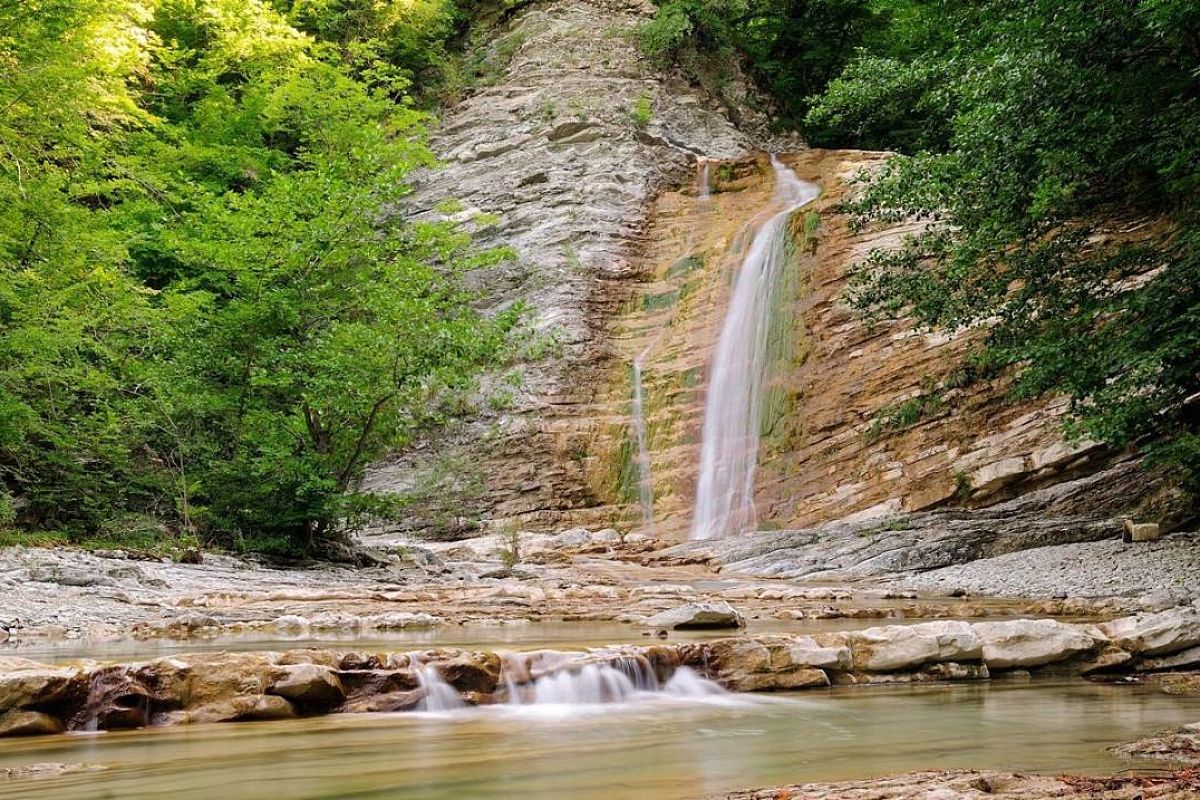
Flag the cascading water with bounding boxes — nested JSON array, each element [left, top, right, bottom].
[[698, 158, 713, 201], [691, 156, 819, 540], [497, 651, 724, 707], [412, 657, 466, 712]]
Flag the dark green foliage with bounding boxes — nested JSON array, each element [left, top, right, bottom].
[[0, 0, 514, 552], [638, 0, 898, 124], [805, 0, 1200, 491]]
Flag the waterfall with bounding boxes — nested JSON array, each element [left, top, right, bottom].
[[498, 651, 725, 707], [691, 156, 819, 540], [698, 158, 713, 201], [630, 351, 655, 528], [412, 657, 465, 712]]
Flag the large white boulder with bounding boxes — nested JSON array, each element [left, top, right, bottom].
[[974, 619, 1099, 668], [832, 621, 982, 672]]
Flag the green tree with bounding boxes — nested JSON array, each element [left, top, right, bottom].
[[806, 0, 1200, 493], [0, 0, 514, 552]]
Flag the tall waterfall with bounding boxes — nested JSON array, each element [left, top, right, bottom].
[[690, 156, 819, 540]]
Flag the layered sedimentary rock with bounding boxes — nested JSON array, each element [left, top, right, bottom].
[[586, 150, 1177, 537], [364, 1, 1179, 540], [360, 0, 790, 534]]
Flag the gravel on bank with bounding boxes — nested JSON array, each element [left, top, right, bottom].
[[890, 532, 1200, 600]]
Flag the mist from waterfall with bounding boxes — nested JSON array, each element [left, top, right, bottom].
[[690, 156, 819, 540]]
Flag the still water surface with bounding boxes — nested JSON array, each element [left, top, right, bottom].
[[2, 681, 1197, 799]]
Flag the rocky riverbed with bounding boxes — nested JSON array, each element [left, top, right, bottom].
[[1, 527, 1147, 646]]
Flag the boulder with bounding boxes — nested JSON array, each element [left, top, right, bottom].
[[974, 619, 1099, 669], [784, 636, 851, 671], [0, 658, 78, 713], [269, 664, 345, 707], [1122, 519, 1161, 542], [1099, 608, 1200, 656], [1140, 645, 1200, 671], [835, 621, 982, 672], [727, 668, 829, 692], [644, 601, 745, 630], [0, 710, 65, 737]]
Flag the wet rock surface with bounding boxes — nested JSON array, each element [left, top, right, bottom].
[[3, 608, 1199, 736]]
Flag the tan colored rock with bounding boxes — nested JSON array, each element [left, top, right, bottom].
[[1123, 519, 1161, 542], [726, 668, 829, 692], [0, 710, 65, 737], [270, 664, 345, 707], [974, 619, 1099, 668], [783, 636, 851, 671], [0, 657, 78, 713]]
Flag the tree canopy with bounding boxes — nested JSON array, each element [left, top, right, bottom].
[[0, 0, 515, 553]]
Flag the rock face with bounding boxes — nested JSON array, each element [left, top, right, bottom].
[[662, 462, 1172, 580], [353, 2, 1186, 540], [360, 0, 789, 534]]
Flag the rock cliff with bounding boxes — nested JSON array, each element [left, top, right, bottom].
[[365, 0, 1180, 540]]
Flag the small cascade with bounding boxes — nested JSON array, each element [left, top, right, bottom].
[[691, 155, 820, 540], [698, 158, 713, 201], [498, 653, 723, 708], [412, 657, 465, 712], [630, 351, 655, 528], [532, 663, 640, 705], [663, 666, 726, 698]]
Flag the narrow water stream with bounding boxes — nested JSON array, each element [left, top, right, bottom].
[[2, 682, 1196, 799]]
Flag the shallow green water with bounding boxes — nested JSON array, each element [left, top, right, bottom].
[[2, 681, 1197, 799], [9, 615, 1064, 665]]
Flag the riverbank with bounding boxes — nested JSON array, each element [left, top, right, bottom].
[[723, 768, 1200, 800]]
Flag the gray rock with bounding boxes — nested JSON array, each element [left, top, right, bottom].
[[1099, 608, 1200, 656], [645, 601, 744, 630]]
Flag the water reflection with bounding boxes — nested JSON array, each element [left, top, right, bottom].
[[1, 682, 1197, 799]]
